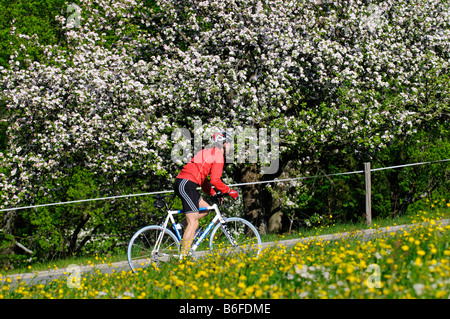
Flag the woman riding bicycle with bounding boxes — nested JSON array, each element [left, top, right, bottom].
[[173, 131, 239, 257]]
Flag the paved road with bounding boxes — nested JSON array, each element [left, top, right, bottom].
[[2, 219, 449, 287]]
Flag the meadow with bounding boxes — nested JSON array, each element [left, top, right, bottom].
[[1, 199, 449, 299]]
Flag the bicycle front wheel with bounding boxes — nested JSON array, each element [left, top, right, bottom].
[[127, 225, 180, 272], [209, 217, 262, 258]]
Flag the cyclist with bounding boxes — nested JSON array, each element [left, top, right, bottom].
[[173, 131, 239, 257]]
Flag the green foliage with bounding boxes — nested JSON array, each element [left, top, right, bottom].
[[372, 123, 450, 217], [0, 0, 71, 67], [267, 122, 450, 229], [0, 101, 7, 152], [2, 166, 166, 267], [0, 231, 22, 269]]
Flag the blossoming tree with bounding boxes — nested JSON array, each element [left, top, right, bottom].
[[0, 0, 448, 261], [142, 0, 449, 231]]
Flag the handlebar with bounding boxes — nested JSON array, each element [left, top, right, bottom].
[[211, 191, 231, 207], [212, 191, 225, 198]]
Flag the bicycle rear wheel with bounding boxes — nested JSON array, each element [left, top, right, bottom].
[[209, 217, 262, 258], [127, 225, 180, 272]]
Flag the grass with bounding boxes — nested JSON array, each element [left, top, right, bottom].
[[1, 197, 449, 299], [1, 205, 449, 299]]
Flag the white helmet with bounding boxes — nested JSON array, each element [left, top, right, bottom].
[[211, 131, 230, 143]]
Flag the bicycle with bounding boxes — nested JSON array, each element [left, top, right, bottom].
[[127, 192, 262, 272]]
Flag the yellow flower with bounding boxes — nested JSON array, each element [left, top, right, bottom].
[[214, 287, 222, 296], [346, 264, 355, 274], [414, 258, 422, 266], [245, 286, 255, 295], [195, 270, 207, 279], [417, 250, 425, 256], [359, 260, 367, 269], [138, 292, 147, 299], [189, 283, 198, 291], [401, 245, 409, 251], [435, 290, 447, 298], [174, 279, 184, 286]]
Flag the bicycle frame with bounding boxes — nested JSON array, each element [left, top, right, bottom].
[[155, 203, 238, 256]]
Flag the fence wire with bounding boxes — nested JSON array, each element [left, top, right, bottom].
[[0, 158, 449, 213]]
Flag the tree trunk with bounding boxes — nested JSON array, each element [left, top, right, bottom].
[[238, 164, 268, 235], [2, 210, 16, 236]]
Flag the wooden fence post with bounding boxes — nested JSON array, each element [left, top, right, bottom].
[[364, 162, 372, 225]]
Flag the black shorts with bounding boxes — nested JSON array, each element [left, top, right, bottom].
[[174, 178, 201, 213]]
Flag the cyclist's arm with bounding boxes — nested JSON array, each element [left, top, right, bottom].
[[200, 179, 214, 195], [209, 158, 230, 195]]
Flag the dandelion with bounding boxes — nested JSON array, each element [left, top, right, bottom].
[[245, 286, 255, 295], [414, 258, 423, 266], [255, 289, 263, 298]]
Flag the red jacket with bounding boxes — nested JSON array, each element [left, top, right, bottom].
[[177, 147, 230, 195]]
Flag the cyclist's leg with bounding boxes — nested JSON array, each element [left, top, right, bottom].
[[181, 198, 211, 254], [181, 211, 200, 255], [174, 178, 199, 228], [198, 196, 210, 216], [179, 197, 210, 227], [174, 179, 211, 255]]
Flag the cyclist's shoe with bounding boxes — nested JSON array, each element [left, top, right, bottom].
[[179, 250, 197, 262]]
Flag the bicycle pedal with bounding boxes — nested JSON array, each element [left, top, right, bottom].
[[179, 250, 197, 262]]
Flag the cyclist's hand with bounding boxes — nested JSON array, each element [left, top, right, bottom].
[[228, 189, 239, 200], [212, 191, 224, 204]]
